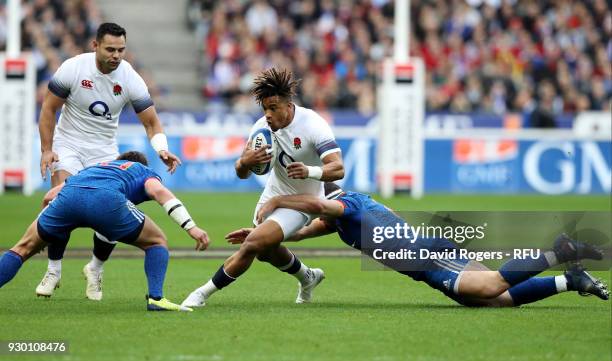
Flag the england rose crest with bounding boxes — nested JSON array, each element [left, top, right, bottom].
[[293, 137, 302, 150], [113, 84, 122, 96]]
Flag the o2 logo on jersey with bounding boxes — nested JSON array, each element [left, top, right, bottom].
[[277, 150, 295, 168], [89, 101, 112, 120]]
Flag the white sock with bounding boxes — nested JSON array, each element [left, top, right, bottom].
[[278, 254, 314, 284], [294, 263, 314, 285], [196, 280, 219, 299], [48, 260, 62, 275], [543, 251, 559, 267], [87, 255, 105, 272], [555, 275, 568, 292]]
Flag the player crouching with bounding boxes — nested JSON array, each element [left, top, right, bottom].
[[0, 151, 209, 311]]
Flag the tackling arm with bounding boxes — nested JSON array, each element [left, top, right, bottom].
[[287, 218, 336, 242], [274, 195, 344, 217], [256, 194, 344, 223]]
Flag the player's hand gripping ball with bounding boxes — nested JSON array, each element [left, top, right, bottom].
[[249, 128, 277, 175]]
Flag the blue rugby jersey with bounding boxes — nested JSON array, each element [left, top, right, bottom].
[[332, 192, 408, 249], [65, 160, 161, 205]]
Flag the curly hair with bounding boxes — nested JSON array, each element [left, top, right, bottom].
[[251, 68, 300, 105]]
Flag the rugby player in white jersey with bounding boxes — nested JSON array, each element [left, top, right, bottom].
[[182, 68, 344, 307], [36, 23, 181, 301]]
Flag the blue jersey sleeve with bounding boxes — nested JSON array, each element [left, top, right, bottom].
[[133, 165, 161, 204], [144, 167, 162, 184], [337, 194, 361, 218]]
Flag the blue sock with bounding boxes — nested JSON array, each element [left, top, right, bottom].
[[498, 250, 558, 286], [144, 246, 168, 300], [0, 251, 24, 288], [211, 266, 236, 290], [507, 276, 561, 306]]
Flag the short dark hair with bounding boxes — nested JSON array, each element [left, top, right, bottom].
[[324, 182, 344, 200], [96, 22, 126, 41], [117, 151, 148, 166], [251, 68, 299, 105]]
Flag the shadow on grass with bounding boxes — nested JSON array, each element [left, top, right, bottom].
[[0, 297, 602, 317], [199, 300, 598, 312]]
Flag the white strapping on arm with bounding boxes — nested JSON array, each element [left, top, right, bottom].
[[162, 198, 196, 230], [306, 166, 323, 180], [151, 133, 169, 153]]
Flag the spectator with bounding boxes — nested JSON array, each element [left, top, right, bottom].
[[188, 0, 610, 117], [0, 0, 160, 108]]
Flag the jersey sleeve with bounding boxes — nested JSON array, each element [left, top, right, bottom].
[[132, 164, 162, 204], [144, 166, 162, 183], [309, 114, 341, 159], [336, 194, 359, 218], [48, 58, 75, 99], [127, 66, 154, 113]]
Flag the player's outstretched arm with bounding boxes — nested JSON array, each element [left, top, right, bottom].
[[256, 194, 344, 224], [38, 91, 66, 180], [287, 152, 344, 181], [225, 228, 254, 244], [287, 218, 335, 242], [235, 141, 272, 179], [137, 107, 182, 174], [144, 178, 209, 250]]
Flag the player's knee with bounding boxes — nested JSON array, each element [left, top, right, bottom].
[[242, 233, 268, 255], [492, 292, 515, 307], [467, 271, 508, 298], [240, 237, 266, 256], [152, 235, 168, 248], [477, 281, 507, 298], [138, 234, 168, 250], [241, 241, 263, 256]]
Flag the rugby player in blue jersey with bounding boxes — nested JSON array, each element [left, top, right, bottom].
[[0, 151, 209, 311], [227, 183, 608, 306]]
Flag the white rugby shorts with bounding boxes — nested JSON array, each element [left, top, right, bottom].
[[52, 137, 119, 175], [252, 203, 313, 240]]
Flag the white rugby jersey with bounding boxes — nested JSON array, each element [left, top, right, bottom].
[[250, 105, 341, 203], [48, 52, 153, 146]]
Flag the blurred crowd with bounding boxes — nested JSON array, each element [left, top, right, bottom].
[[0, 0, 160, 106], [188, 0, 611, 120]]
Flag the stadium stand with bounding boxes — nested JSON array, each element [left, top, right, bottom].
[[0, 0, 161, 107], [187, 0, 611, 119]]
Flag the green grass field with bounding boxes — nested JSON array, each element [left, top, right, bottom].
[[0, 192, 610, 361]]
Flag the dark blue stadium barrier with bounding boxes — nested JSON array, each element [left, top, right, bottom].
[[32, 133, 609, 195]]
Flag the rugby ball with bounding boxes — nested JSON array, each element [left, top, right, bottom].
[[250, 128, 276, 175]]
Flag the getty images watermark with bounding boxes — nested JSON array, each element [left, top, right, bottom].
[[360, 211, 611, 272]]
